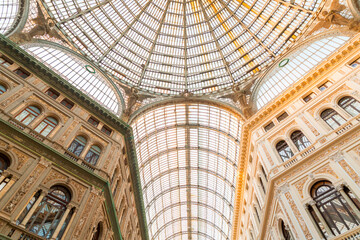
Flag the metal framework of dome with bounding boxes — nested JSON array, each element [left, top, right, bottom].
[[40, 0, 322, 96]]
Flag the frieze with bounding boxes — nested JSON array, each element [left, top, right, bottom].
[[70, 180, 87, 203], [314, 164, 339, 179], [73, 192, 97, 240], [300, 116, 320, 136], [27, 95, 69, 122], [262, 145, 274, 166], [307, 85, 351, 116], [294, 176, 309, 199], [0, 87, 28, 109], [3, 164, 45, 213], [278, 198, 299, 239], [338, 159, 360, 185], [42, 169, 68, 185], [12, 148, 30, 171], [284, 192, 312, 239]]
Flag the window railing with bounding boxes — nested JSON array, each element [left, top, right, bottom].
[[8, 118, 45, 142], [332, 225, 360, 240], [63, 150, 96, 172], [1, 221, 44, 240], [278, 114, 360, 171]]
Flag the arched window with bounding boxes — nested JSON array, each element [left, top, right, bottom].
[[280, 220, 292, 240], [0, 153, 11, 191], [321, 109, 346, 129], [17, 191, 41, 225], [84, 145, 101, 165], [67, 136, 87, 157], [290, 130, 311, 151], [338, 96, 360, 117], [15, 106, 41, 125], [276, 140, 294, 161], [92, 222, 102, 240], [0, 84, 7, 94], [26, 186, 71, 239], [310, 181, 360, 236], [34, 117, 58, 137], [0, 153, 10, 174]]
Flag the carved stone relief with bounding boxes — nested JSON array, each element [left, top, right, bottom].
[[3, 165, 45, 213]]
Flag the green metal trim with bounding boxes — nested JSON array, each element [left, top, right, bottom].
[[0, 118, 123, 240], [0, 34, 149, 240]]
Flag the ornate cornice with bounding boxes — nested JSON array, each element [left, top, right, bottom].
[[0, 34, 149, 240]]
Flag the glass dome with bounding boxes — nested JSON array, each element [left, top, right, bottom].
[[41, 0, 322, 95], [0, 0, 22, 35]]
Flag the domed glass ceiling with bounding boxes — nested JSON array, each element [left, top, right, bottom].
[[41, 0, 322, 95]]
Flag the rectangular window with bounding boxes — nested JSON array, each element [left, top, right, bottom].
[[60, 99, 74, 109], [318, 81, 332, 91], [14, 68, 30, 79], [45, 88, 60, 99], [101, 125, 112, 135], [350, 58, 360, 68], [303, 92, 317, 103], [0, 56, 13, 67], [264, 122, 275, 132], [277, 112, 289, 122], [88, 117, 99, 127]]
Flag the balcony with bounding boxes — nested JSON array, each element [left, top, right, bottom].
[[275, 115, 360, 172], [331, 225, 360, 239], [63, 150, 96, 172], [0, 220, 43, 240]]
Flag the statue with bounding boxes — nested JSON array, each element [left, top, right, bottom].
[[9, 3, 64, 44], [219, 80, 255, 118]]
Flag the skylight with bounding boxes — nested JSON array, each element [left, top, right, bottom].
[[23, 44, 122, 115], [0, 0, 20, 35], [255, 35, 350, 109], [41, 0, 321, 95], [131, 103, 242, 240]]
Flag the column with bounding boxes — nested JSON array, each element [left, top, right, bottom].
[[20, 190, 47, 227], [285, 224, 295, 240], [337, 185, 360, 219], [50, 205, 74, 240], [303, 203, 326, 240], [308, 201, 334, 238]]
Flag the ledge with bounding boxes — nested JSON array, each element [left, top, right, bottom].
[[0, 34, 149, 240]]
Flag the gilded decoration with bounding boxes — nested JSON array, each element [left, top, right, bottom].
[[307, 84, 351, 116], [3, 165, 45, 213], [12, 148, 30, 171], [0, 87, 28, 109], [284, 192, 312, 239], [27, 95, 69, 122], [294, 176, 309, 199], [268, 120, 297, 143], [278, 198, 299, 239], [314, 164, 339, 179], [338, 159, 360, 185], [300, 116, 320, 136], [262, 145, 274, 166]]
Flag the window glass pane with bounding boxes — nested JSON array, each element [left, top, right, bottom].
[[256, 36, 349, 109]]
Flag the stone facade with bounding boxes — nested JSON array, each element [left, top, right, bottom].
[[0, 50, 143, 240]]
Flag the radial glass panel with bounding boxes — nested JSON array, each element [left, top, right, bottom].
[[41, 0, 321, 95], [0, 0, 20, 35], [23, 45, 121, 115], [131, 103, 242, 239], [256, 35, 349, 109]]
